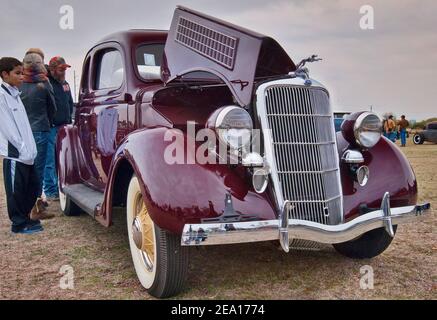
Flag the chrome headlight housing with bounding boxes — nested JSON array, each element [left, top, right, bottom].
[[215, 106, 253, 150], [353, 112, 382, 148]]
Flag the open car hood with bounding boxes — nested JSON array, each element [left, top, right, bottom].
[[161, 6, 296, 106]]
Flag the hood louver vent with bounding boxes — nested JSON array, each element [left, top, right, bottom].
[[176, 16, 238, 70]]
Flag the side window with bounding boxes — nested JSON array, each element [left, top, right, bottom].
[[428, 123, 437, 130], [95, 50, 124, 90]]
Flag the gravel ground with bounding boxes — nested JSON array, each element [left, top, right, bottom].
[[0, 140, 435, 300]]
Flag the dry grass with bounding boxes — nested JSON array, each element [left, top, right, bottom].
[[0, 139, 435, 300]]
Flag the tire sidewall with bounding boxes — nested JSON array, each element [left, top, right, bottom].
[[59, 188, 67, 212]]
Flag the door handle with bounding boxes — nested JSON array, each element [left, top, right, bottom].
[[79, 113, 91, 117]]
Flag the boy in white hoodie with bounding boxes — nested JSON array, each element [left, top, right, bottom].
[[0, 57, 43, 234]]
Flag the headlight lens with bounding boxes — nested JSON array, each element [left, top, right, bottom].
[[215, 106, 253, 150], [354, 112, 382, 148]]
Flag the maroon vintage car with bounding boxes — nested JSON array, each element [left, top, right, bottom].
[[56, 6, 430, 298]]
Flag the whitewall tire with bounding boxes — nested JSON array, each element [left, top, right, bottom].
[[126, 175, 189, 298]]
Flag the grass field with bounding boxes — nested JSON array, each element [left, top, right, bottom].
[[0, 139, 435, 300]]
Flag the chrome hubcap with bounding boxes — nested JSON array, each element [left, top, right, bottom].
[[132, 194, 155, 271], [132, 217, 143, 250]]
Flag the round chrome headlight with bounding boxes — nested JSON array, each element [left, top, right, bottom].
[[215, 106, 253, 150], [354, 112, 382, 148]]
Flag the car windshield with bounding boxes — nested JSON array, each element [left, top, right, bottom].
[[136, 43, 165, 81], [136, 43, 223, 85]]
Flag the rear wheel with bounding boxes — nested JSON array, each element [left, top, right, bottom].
[[333, 226, 397, 259], [413, 134, 424, 145], [127, 175, 189, 298]]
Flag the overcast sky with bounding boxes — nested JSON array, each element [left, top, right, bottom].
[[1, 0, 435, 120]]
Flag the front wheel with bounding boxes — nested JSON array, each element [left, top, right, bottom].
[[413, 134, 424, 145], [126, 175, 189, 298], [333, 226, 397, 259]]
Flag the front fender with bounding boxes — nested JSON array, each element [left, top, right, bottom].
[[119, 127, 277, 234], [338, 133, 418, 221]]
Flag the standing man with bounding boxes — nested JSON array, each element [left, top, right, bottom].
[[43, 56, 73, 201], [384, 115, 397, 143], [398, 115, 410, 147], [0, 57, 43, 234], [20, 51, 56, 220]]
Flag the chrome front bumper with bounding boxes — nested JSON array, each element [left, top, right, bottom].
[[181, 193, 431, 252]]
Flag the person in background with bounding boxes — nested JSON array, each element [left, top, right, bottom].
[[25, 48, 45, 61], [43, 56, 73, 201], [0, 57, 43, 234], [20, 51, 56, 220], [384, 115, 397, 142], [397, 115, 410, 147]]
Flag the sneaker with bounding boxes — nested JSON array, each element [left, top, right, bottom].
[[27, 220, 42, 227], [12, 224, 44, 234]]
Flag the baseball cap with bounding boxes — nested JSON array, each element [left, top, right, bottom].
[[49, 56, 71, 70]]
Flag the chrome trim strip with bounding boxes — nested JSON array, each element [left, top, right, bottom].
[[181, 203, 430, 246], [279, 201, 292, 252]]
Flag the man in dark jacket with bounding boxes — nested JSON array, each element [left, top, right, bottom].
[[20, 51, 56, 219], [43, 56, 73, 201]]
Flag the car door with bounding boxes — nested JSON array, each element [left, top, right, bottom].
[[76, 44, 130, 191]]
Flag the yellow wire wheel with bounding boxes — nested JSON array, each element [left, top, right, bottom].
[[134, 193, 155, 267]]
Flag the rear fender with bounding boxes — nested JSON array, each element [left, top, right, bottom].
[[56, 125, 82, 192]]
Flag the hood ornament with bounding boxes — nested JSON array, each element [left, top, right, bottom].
[[291, 54, 323, 86]]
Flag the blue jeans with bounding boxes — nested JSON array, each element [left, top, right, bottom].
[[400, 129, 407, 146], [33, 131, 49, 197], [43, 127, 59, 197], [385, 131, 397, 142]]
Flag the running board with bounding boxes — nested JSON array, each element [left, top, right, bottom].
[[63, 184, 104, 217]]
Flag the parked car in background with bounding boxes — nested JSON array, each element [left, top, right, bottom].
[[413, 122, 437, 144], [56, 6, 430, 298], [334, 111, 351, 132]]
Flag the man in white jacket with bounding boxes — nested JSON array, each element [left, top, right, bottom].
[[0, 57, 43, 234]]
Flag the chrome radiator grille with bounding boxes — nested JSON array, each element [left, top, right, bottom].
[[260, 85, 343, 225]]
